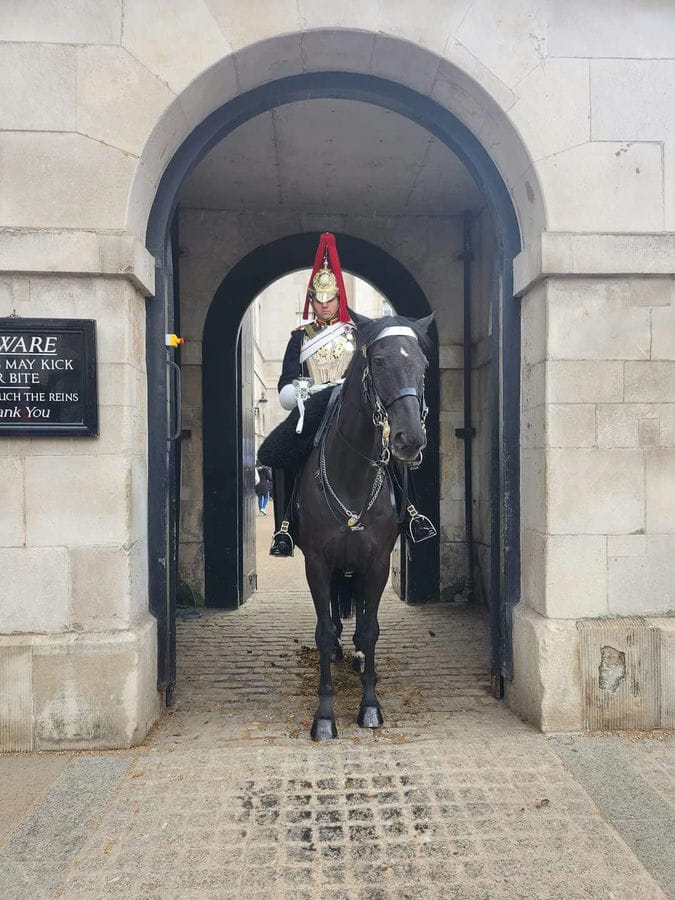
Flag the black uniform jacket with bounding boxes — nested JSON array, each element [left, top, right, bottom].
[[277, 327, 306, 392]]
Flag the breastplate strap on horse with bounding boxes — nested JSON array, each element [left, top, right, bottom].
[[317, 325, 436, 540]]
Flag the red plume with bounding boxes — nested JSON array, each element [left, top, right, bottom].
[[303, 233, 350, 323]]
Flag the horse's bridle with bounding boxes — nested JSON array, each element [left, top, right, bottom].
[[361, 326, 428, 470]]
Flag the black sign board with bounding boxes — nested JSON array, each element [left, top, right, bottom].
[[0, 318, 98, 436]]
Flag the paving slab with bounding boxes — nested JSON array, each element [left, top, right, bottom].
[[0, 753, 71, 844], [549, 734, 675, 898], [1, 714, 668, 899]]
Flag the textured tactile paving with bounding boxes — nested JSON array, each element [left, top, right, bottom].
[[53, 728, 665, 899], [0, 756, 133, 898], [550, 735, 675, 898]]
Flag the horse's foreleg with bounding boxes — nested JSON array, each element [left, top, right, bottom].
[[306, 561, 338, 741], [355, 564, 388, 729], [312, 616, 339, 740], [330, 572, 344, 662]]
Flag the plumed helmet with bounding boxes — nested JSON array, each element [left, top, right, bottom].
[[303, 233, 351, 323], [309, 263, 339, 303]]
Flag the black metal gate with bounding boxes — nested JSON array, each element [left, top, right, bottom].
[[148, 215, 182, 707], [238, 315, 257, 603]]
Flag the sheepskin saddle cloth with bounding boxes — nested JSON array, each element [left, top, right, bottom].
[[257, 388, 334, 469]]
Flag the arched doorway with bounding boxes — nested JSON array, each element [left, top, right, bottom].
[[201, 232, 439, 610], [146, 72, 521, 706]]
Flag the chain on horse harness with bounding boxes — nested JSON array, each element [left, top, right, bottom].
[[317, 325, 429, 533]]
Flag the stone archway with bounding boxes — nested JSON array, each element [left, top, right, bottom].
[[201, 232, 439, 608], [130, 30, 545, 247], [144, 68, 523, 703]]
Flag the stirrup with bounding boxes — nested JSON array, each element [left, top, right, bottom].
[[407, 504, 437, 544], [270, 521, 294, 557]]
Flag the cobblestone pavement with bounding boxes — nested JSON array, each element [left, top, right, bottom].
[[161, 589, 495, 749], [0, 520, 672, 898]]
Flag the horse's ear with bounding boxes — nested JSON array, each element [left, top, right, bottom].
[[415, 313, 435, 334], [348, 307, 372, 328]]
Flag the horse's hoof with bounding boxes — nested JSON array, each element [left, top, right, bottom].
[[331, 641, 344, 662], [352, 651, 365, 674], [357, 705, 384, 729], [311, 718, 338, 741]]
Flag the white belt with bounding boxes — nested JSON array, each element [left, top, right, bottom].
[[299, 322, 352, 364]]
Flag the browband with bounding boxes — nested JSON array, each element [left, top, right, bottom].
[[370, 326, 418, 344]]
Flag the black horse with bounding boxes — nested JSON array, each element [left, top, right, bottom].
[[295, 310, 433, 740]]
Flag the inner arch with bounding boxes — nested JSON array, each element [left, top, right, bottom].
[[201, 232, 439, 605]]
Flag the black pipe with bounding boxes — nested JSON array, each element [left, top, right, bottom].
[[456, 211, 475, 600]]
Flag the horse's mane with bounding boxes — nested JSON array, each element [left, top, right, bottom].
[[344, 314, 432, 384]]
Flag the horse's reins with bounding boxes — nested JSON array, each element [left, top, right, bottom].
[[317, 325, 428, 531]]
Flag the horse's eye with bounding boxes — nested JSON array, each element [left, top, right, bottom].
[[372, 357, 384, 367]]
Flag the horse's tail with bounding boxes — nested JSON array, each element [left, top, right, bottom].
[[336, 571, 356, 620]]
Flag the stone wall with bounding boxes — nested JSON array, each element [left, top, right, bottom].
[[0, 273, 158, 749], [1, 2, 674, 742], [521, 275, 675, 621], [511, 243, 675, 730]]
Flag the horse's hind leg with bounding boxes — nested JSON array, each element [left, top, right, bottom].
[[354, 565, 388, 729], [306, 559, 339, 741]]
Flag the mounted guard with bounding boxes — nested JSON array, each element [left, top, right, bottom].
[[259, 297, 437, 739]]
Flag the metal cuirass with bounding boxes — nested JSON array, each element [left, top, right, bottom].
[[303, 324, 355, 384]]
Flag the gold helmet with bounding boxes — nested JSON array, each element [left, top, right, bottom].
[[309, 263, 338, 303]]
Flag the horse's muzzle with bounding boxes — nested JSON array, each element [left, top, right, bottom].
[[391, 429, 427, 462]]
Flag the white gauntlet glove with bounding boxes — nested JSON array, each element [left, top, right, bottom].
[[279, 378, 344, 432], [279, 378, 313, 410], [279, 379, 314, 433], [279, 383, 300, 410]]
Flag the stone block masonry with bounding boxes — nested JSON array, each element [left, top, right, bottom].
[[1, 1, 675, 743]]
